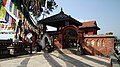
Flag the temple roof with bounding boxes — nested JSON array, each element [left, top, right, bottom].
[[79, 21, 100, 30], [38, 9, 82, 27]]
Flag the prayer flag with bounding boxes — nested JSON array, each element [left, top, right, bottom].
[[5, 12, 9, 22], [0, 6, 6, 20], [9, 1, 12, 12], [7, 15, 12, 25], [14, 5, 16, 16], [5, 0, 11, 11], [11, 17, 15, 29], [1, 24, 4, 28], [12, 3, 15, 14], [3, 0, 7, 6]]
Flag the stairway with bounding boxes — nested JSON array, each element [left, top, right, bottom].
[[53, 48, 79, 55], [62, 48, 77, 54]]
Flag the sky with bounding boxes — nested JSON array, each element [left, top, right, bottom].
[[46, 0, 120, 37]]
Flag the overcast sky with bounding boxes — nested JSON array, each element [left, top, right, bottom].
[[46, 0, 120, 37]]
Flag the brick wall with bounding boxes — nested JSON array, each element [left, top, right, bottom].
[[80, 28, 97, 35], [83, 35, 115, 56]]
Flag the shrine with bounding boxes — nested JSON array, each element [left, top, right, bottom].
[[38, 9, 115, 56]]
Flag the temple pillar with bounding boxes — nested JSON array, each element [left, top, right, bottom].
[[57, 27, 59, 31], [43, 24, 46, 34]]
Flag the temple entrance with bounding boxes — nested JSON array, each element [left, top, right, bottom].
[[63, 29, 78, 48], [61, 26, 83, 54]]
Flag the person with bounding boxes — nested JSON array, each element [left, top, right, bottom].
[[36, 40, 42, 52]]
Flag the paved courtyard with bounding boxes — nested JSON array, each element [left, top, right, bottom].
[[0, 52, 112, 67]]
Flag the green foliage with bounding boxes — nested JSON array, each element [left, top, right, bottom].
[[0, 0, 3, 8], [1, 0, 57, 18], [47, 0, 58, 14], [106, 32, 113, 35], [115, 36, 120, 46]]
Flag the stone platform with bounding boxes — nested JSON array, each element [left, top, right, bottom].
[[0, 51, 112, 67]]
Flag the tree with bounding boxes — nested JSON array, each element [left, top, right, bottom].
[[106, 32, 113, 35], [1, 0, 57, 26], [0, 0, 58, 42], [11, 0, 58, 19], [0, 0, 3, 8]]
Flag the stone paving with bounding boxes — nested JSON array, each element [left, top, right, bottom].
[[0, 52, 112, 67], [111, 53, 120, 67]]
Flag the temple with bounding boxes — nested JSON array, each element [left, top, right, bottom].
[[38, 9, 115, 56]]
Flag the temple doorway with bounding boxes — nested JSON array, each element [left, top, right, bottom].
[[63, 29, 78, 48]]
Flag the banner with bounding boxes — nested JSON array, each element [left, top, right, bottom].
[[5, 12, 9, 22], [0, 6, 6, 20], [4, 0, 11, 11]]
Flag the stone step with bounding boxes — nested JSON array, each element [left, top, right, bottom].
[[53, 48, 78, 54], [62, 49, 77, 54]]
